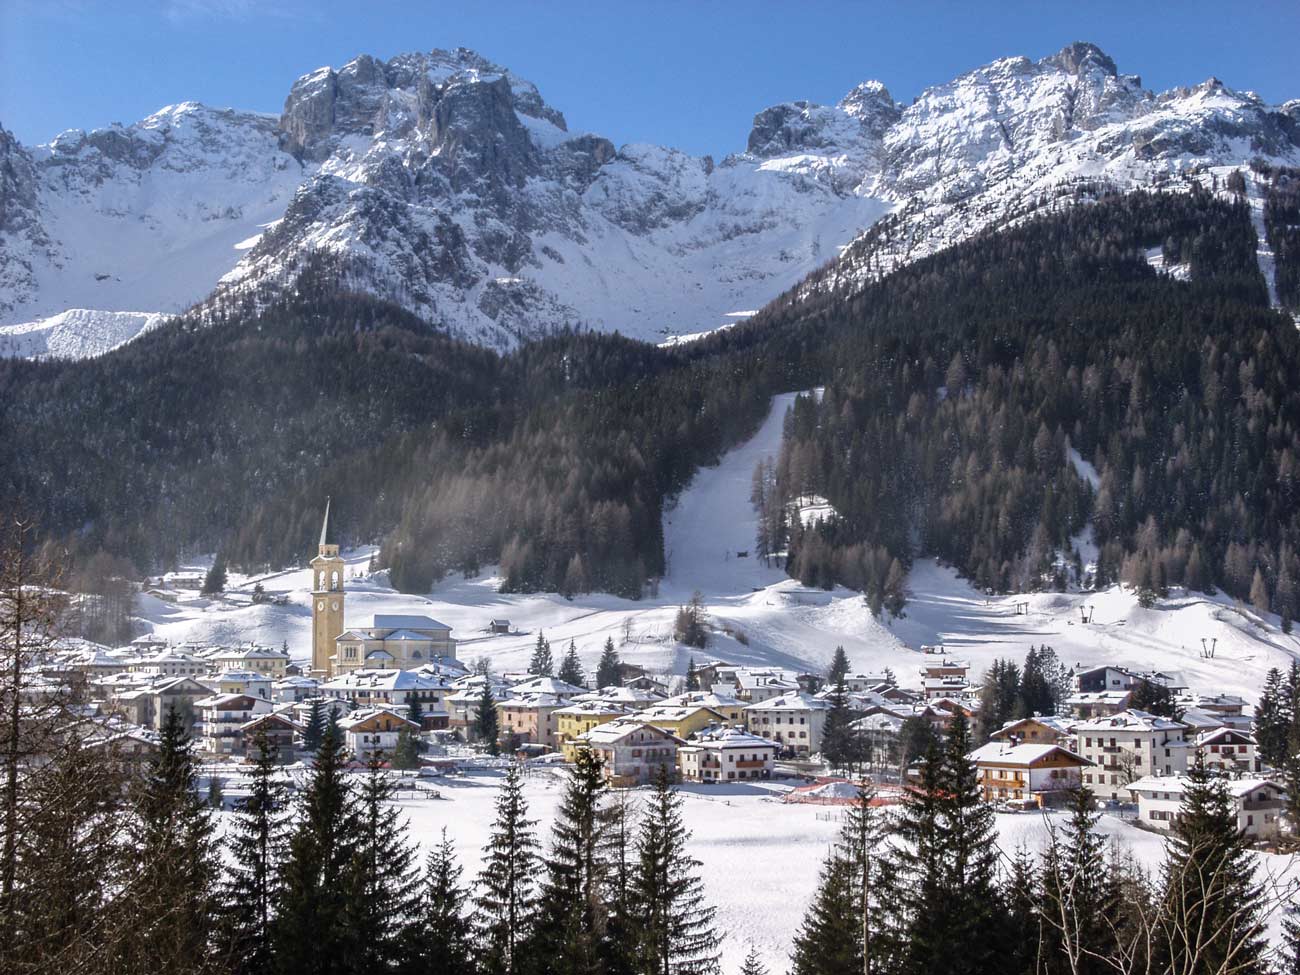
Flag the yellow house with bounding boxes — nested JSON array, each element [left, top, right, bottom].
[[657, 691, 746, 726], [555, 701, 632, 761], [629, 704, 726, 740]]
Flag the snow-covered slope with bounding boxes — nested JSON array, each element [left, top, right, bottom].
[[0, 308, 166, 358], [3, 43, 1296, 356]]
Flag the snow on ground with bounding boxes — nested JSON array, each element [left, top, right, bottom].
[[213, 768, 1289, 975], [0, 308, 166, 358], [140, 392, 1299, 700]]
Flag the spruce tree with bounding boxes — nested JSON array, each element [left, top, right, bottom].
[[1256, 667, 1289, 768], [303, 698, 325, 752], [1158, 751, 1268, 975], [392, 726, 421, 771], [475, 683, 501, 755], [1001, 846, 1039, 975], [821, 673, 854, 772], [685, 657, 699, 692], [476, 764, 540, 975], [791, 785, 899, 975], [558, 639, 586, 687], [274, 724, 361, 975], [1039, 788, 1118, 975], [408, 695, 425, 727], [596, 638, 622, 690], [202, 558, 228, 595], [598, 789, 639, 975], [738, 946, 767, 975], [342, 762, 422, 971], [219, 729, 289, 975], [416, 829, 475, 975], [828, 645, 850, 687], [530, 633, 554, 677], [119, 705, 219, 974], [628, 766, 721, 975], [530, 749, 610, 975]]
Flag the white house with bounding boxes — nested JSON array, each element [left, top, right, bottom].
[[1195, 727, 1260, 775], [1127, 775, 1286, 839], [210, 645, 291, 678], [574, 718, 682, 786], [968, 742, 1091, 805], [338, 707, 421, 762], [319, 668, 452, 714], [194, 693, 272, 755], [272, 675, 321, 703], [1076, 710, 1191, 801], [677, 727, 778, 783], [744, 693, 829, 756]]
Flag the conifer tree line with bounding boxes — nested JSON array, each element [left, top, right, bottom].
[[792, 716, 1296, 975], [4, 184, 1299, 614], [972, 645, 1072, 741]]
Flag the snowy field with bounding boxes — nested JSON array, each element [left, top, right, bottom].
[[244, 769, 1290, 974], [144, 392, 1299, 704]]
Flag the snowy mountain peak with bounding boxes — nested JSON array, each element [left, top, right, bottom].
[[2, 42, 1297, 354]]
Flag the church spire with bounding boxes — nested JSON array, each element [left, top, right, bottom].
[[319, 497, 331, 550]]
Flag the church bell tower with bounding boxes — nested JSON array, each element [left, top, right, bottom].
[[310, 498, 345, 676]]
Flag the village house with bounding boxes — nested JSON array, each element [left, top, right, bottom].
[[1195, 727, 1260, 775], [555, 701, 633, 760], [968, 742, 1091, 805], [445, 674, 510, 737], [1076, 709, 1191, 801], [631, 703, 729, 739], [338, 707, 421, 762], [497, 692, 569, 751], [1127, 776, 1286, 839], [126, 650, 209, 678], [113, 675, 212, 731], [657, 690, 747, 725], [84, 726, 160, 763], [1177, 692, 1247, 717], [1065, 690, 1133, 719], [577, 685, 667, 710], [732, 669, 802, 703], [239, 710, 302, 759], [677, 727, 778, 783], [844, 672, 895, 692], [210, 645, 291, 678], [990, 715, 1073, 746], [319, 668, 452, 725], [272, 675, 321, 703], [744, 693, 830, 756], [194, 693, 272, 755], [203, 670, 273, 702], [573, 718, 681, 787]]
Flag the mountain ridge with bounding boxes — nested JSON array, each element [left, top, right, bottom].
[[1, 41, 1297, 354]]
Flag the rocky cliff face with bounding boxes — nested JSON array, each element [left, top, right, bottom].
[[2, 42, 1297, 355]]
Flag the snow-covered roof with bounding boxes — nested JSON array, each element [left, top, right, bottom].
[[1066, 690, 1132, 704], [659, 691, 744, 710], [744, 693, 829, 712], [681, 727, 777, 749], [577, 718, 682, 746], [553, 700, 631, 718], [636, 704, 726, 723], [968, 742, 1090, 767], [372, 614, 452, 631], [338, 706, 419, 731], [1076, 708, 1185, 733], [1126, 775, 1283, 799], [508, 676, 586, 697], [195, 692, 260, 709], [1195, 726, 1255, 746], [320, 668, 451, 691]]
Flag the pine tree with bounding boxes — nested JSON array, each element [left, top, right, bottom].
[[791, 785, 898, 975], [559, 639, 586, 687], [1039, 788, 1118, 975], [342, 762, 423, 971], [1256, 668, 1289, 768], [392, 726, 421, 771], [685, 657, 699, 692], [598, 790, 639, 975], [118, 705, 219, 974], [738, 946, 767, 975], [530, 633, 554, 677], [416, 829, 475, 975], [476, 764, 540, 975], [821, 673, 855, 772], [274, 724, 362, 975], [1001, 846, 1039, 975], [894, 713, 1003, 975], [303, 698, 325, 752], [202, 558, 228, 595], [629, 766, 720, 975], [218, 729, 289, 975], [1158, 752, 1269, 975], [530, 749, 610, 975], [475, 683, 500, 755], [596, 637, 622, 690], [408, 695, 425, 727], [828, 645, 850, 687]]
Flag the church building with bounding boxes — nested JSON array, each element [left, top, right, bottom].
[[310, 501, 457, 677]]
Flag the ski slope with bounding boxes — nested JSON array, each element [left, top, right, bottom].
[[141, 391, 1298, 701]]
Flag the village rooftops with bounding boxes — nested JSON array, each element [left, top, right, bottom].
[[1066, 690, 1132, 705], [320, 669, 452, 691], [1075, 708, 1186, 733], [580, 686, 667, 706], [968, 742, 1091, 767], [683, 727, 778, 749], [337, 706, 420, 731], [659, 691, 745, 710], [553, 700, 632, 718]]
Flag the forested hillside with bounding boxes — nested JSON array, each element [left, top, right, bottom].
[[3, 184, 1298, 614]]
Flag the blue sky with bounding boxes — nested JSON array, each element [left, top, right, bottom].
[[3, 0, 1297, 154]]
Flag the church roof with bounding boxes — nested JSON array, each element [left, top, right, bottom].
[[319, 497, 331, 547], [373, 614, 452, 631]]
